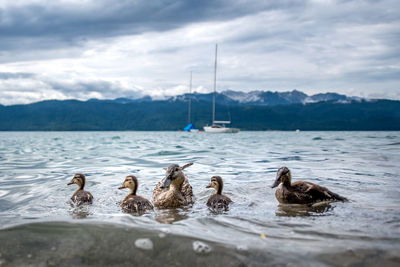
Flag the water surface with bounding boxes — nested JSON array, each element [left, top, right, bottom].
[[0, 131, 399, 266]]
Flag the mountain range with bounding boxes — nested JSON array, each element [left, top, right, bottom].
[[172, 90, 358, 106], [0, 90, 399, 131], [93, 90, 360, 106]]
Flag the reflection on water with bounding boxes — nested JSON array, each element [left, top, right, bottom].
[[155, 207, 190, 224], [68, 203, 93, 219], [275, 202, 333, 217], [0, 131, 399, 266]]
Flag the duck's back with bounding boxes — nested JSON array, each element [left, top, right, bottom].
[[71, 190, 93, 204], [276, 181, 347, 204], [121, 195, 153, 213], [207, 194, 232, 211]]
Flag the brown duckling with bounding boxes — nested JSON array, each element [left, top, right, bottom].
[[67, 173, 93, 205], [206, 176, 232, 211], [153, 163, 194, 208], [118, 175, 153, 214], [271, 167, 348, 204]]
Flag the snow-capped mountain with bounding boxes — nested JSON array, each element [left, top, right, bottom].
[[169, 89, 358, 106]]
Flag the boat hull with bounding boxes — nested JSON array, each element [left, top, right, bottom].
[[203, 126, 240, 133]]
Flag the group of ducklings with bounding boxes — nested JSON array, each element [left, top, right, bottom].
[[67, 163, 347, 214]]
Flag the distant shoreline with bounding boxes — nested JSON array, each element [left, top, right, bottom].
[[1, 98, 399, 131]]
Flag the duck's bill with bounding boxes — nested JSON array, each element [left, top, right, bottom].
[[67, 182, 74, 186], [271, 178, 280, 188], [160, 176, 172, 188], [118, 185, 125, 190], [206, 183, 212, 189]]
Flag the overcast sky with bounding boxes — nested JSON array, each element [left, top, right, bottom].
[[0, 0, 399, 105]]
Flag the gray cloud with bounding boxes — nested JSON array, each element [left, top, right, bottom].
[[0, 72, 35, 79], [0, 1, 302, 50], [47, 79, 143, 99], [0, 0, 399, 104]]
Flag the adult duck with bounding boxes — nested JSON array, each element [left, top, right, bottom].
[[67, 173, 93, 205], [118, 175, 153, 214], [153, 163, 194, 208], [271, 167, 347, 204]]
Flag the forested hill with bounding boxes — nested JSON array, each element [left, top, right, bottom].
[[0, 98, 399, 131]]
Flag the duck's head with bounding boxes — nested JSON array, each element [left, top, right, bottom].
[[160, 163, 193, 189], [206, 176, 223, 194], [67, 173, 86, 189], [118, 175, 138, 195], [271, 167, 292, 188]]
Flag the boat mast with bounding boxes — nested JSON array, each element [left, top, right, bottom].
[[188, 71, 192, 124], [212, 44, 218, 125]]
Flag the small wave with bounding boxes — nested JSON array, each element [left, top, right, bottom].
[[111, 136, 121, 140], [387, 142, 400, 146], [191, 150, 209, 153], [255, 160, 270, 163], [0, 221, 281, 266], [279, 156, 302, 161], [147, 151, 183, 156], [312, 137, 323, 140]]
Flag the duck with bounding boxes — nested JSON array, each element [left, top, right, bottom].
[[206, 176, 232, 211], [67, 173, 93, 205], [153, 163, 194, 208], [271, 167, 348, 204], [118, 175, 153, 214]]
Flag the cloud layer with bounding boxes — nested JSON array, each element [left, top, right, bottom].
[[0, 0, 399, 105]]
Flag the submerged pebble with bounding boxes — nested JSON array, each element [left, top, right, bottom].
[[135, 238, 153, 250], [236, 244, 248, 251], [160, 227, 171, 234], [192, 241, 212, 254]]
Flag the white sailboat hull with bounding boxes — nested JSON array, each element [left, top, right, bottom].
[[203, 126, 240, 133]]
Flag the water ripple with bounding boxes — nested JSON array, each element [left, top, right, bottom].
[[0, 131, 399, 265]]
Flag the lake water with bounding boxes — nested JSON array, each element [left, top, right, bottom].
[[0, 131, 399, 266]]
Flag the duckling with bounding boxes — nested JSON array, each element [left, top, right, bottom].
[[271, 167, 348, 204], [67, 173, 93, 205], [206, 176, 232, 211], [118, 175, 153, 214], [153, 163, 194, 208]]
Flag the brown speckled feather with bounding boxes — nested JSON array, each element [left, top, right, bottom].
[[153, 177, 194, 208], [71, 190, 93, 205], [121, 195, 153, 213], [207, 194, 232, 211], [275, 181, 347, 204]]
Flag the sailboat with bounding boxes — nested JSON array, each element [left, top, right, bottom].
[[183, 71, 199, 132], [203, 44, 240, 133]]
